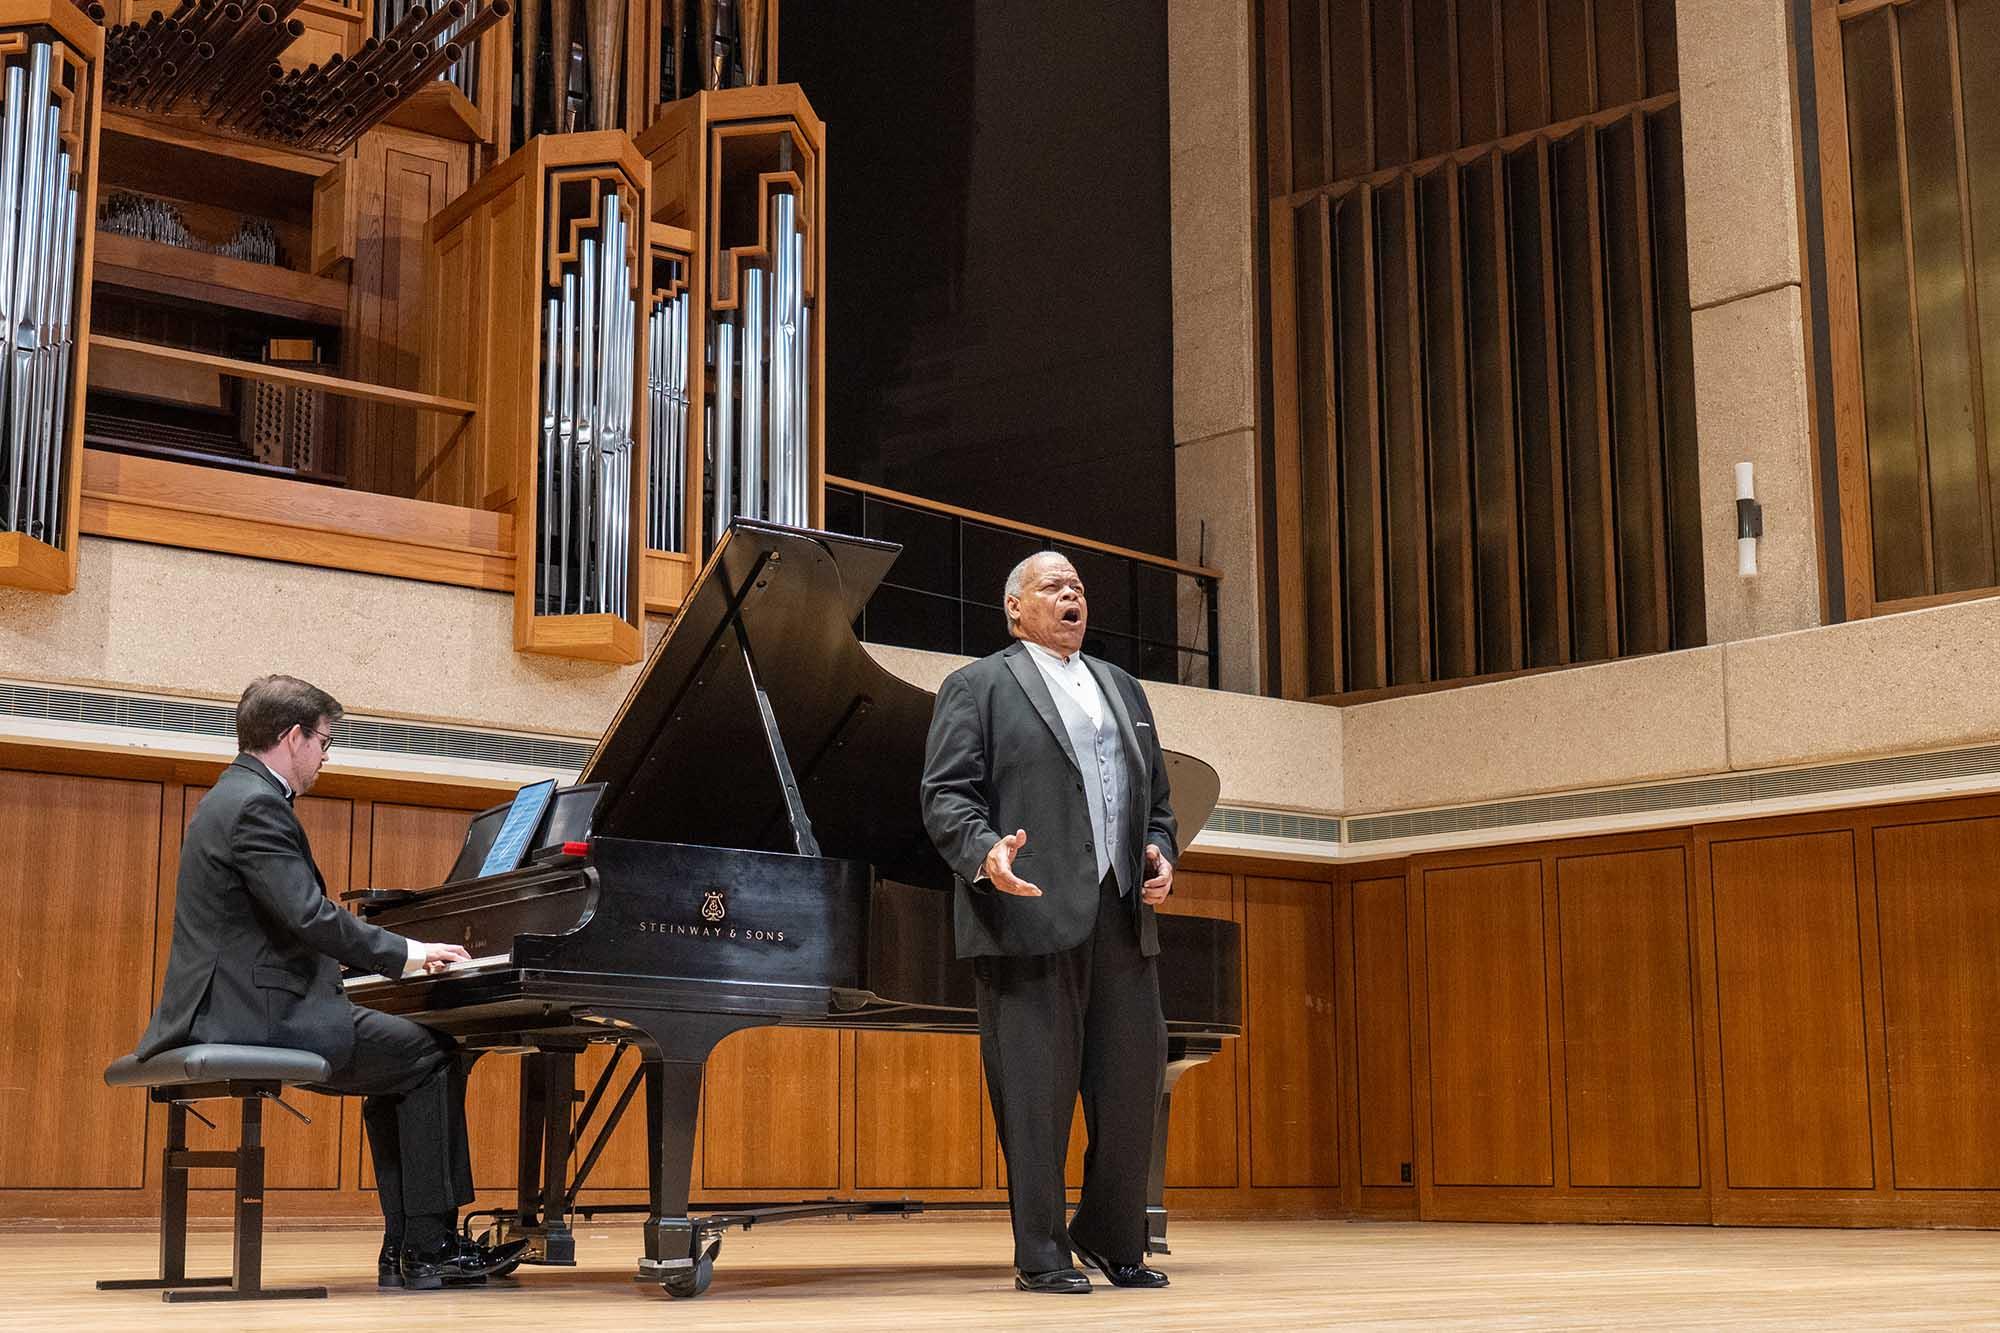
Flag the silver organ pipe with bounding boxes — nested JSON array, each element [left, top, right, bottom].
[[538, 190, 639, 619], [707, 183, 811, 542], [645, 275, 691, 552], [0, 43, 82, 552]]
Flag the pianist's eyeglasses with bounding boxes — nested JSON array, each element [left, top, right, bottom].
[[302, 725, 334, 755]]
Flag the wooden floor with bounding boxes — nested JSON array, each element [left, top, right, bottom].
[[13, 1216, 2000, 1329]]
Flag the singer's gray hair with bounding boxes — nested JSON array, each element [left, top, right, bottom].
[[1002, 550, 1066, 632]]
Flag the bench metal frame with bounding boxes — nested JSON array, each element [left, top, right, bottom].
[[95, 1079, 326, 1303]]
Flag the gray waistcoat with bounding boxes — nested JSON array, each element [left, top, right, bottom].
[[1044, 663, 1131, 893]]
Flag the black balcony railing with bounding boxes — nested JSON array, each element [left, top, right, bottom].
[[824, 478, 1221, 690]]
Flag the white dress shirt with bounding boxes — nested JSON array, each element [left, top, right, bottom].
[[1023, 639, 1104, 728]]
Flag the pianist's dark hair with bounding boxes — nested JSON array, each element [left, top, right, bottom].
[[235, 675, 344, 753]]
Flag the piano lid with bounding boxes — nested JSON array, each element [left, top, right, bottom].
[[582, 520, 1221, 887]]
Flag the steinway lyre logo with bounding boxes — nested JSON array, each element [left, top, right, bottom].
[[700, 890, 727, 923]]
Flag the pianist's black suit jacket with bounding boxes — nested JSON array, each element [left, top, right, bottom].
[[921, 641, 1178, 960], [137, 755, 409, 1068]]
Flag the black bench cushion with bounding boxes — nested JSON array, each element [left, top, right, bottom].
[[104, 1044, 331, 1088]]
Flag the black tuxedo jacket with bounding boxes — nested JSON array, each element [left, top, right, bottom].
[[136, 755, 408, 1068], [921, 641, 1177, 960]]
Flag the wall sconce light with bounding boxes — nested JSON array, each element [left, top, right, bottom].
[[1735, 462, 1763, 578]]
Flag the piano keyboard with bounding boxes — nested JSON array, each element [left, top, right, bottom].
[[343, 952, 513, 989]]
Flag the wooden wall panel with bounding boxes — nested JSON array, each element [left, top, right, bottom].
[[1872, 815, 2000, 1189], [0, 771, 161, 1189], [177, 789, 352, 1190], [853, 1032, 984, 1191], [1422, 860, 1553, 1187], [1158, 870, 1240, 1189], [1245, 876, 1339, 1187], [702, 1028, 842, 1192], [346, 128, 473, 499], [1554, 846, 1701, 1188], [366, 802, 474, 890], [1708, 831, 1875, 1190], [1351, 875, 1414, 1190]]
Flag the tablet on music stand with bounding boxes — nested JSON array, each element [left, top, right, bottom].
[[477, 779, 558, 877]]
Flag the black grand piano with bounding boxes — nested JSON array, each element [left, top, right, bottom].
[[345, 522, 1241, 1298]]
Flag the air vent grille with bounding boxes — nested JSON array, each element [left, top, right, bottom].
[[1204, 806, 1345, 845], [0, 681, 594, 771]]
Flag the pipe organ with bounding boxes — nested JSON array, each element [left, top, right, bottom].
[[422, 130, 651, 663], [538, 176, 638, 622], [637, 84, 822, 556], [643, 227, 693, 555], [709, 173, 809, 533], [0, 1, 99, 596]]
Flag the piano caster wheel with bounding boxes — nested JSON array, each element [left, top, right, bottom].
[[660, 1236, 720, 1299]]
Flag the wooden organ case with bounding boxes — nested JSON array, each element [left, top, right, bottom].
[[637, 83, 823, 555], [0, 0, 99, 595], [421, 129, 652, 663]]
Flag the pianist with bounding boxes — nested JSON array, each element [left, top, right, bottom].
[[921, 552, 1178, 1294], [133, 674, 526, 1291]]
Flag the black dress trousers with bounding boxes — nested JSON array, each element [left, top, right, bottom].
[[975, 871, 1168, 1273], [307, 1006, 474, 1229]]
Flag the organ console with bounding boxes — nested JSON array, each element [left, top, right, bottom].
[[344, 520, 1241, 1299]]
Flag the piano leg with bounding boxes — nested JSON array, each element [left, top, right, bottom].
[[502, 1050, 579, 1266], [584, 1008, 771, 1298], [641, 1056, 713, 1295], [1145, 1035, 1224, 1257]]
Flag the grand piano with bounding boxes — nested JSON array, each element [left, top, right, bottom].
[[345, 521, 1241, 1298]]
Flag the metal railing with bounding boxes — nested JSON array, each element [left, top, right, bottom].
[[824, 477, 1221, 690]]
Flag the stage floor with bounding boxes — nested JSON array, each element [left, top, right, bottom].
[[13, 1216, 2000, 1329]]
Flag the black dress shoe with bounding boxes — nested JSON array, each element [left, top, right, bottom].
[[1014, 1266, 1092, 1293], [378, 1236, 403, 1289], [1071, 1241, 1170, 1289], [397, 1234, 530, 1291]]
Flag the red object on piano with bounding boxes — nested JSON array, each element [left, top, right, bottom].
[[562, 841, 590, 856]]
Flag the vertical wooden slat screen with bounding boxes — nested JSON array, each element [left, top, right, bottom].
[[1336, 187, 1388, 689], [1646, 108, 1706, 653], [1418, 167, 1480, 679], [1464, 150, 1526, 673], [1265, 1, 1701, 699], [1552, 127, 1616, 663], [1509, 139, 1571, 668], [1958, 0, 2000, 571], [1377, 179, 1432, 683], [1819, 0, 2000, 615]]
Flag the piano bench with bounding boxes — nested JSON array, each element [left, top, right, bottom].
[[95, 1044, 332, 1304]]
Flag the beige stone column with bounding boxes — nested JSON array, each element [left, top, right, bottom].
[[1167, 0, 1261, 692], [1678, 0, 1823, 641]]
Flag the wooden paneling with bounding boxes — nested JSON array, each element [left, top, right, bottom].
[[366, 802, 475, 890], [80, 448, 515, 594], [1707, 831, 1876, 1190], [1245, 876, 1339, 1188], [702, 1028, 842, 1192], [1421, 860, 1553, 1187], [176, 788, 352, 1190], [1872, 814, 2000, 1189], [1158, 870, 1240, 1189], [346, 127, 473, 498], [1351, 876, 1414, 1190], [0, 771, 161, 1189], [1554, 846, 1701, 1188], [853, 1032, 984, 1191]]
